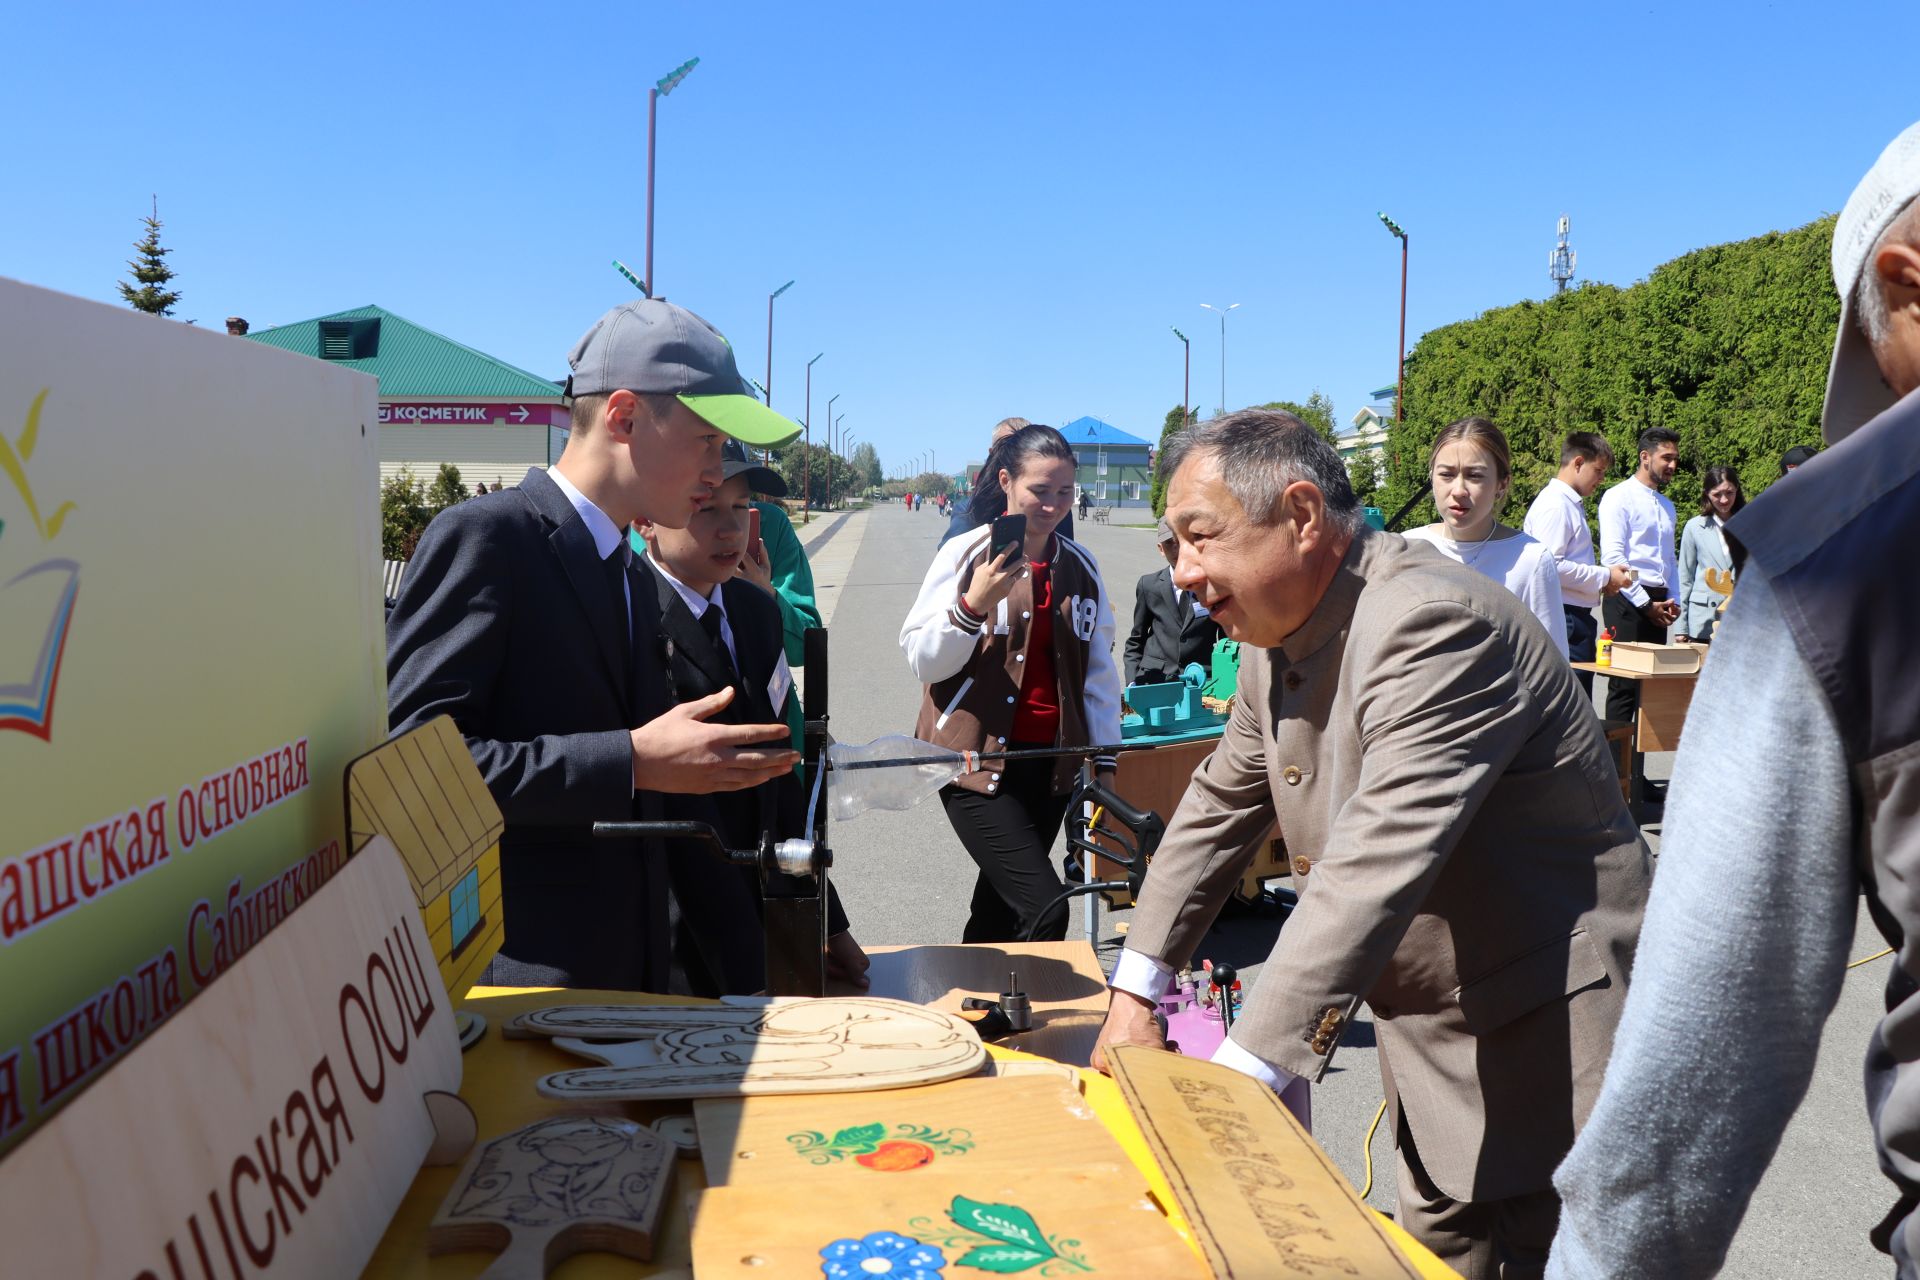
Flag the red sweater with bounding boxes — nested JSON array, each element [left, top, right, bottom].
[[1011, 558, 1060, 742]]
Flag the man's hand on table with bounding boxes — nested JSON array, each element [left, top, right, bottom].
[[826, 930, 870, 988], [1091, 987, 1165, 1074]]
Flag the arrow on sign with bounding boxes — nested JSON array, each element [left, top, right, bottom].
[[510, 406, 530, 423]]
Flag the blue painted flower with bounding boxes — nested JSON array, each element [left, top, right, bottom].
[[819, 1230, 947, 1279]]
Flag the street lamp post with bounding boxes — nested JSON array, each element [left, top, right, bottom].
[[824, 394, 840, 510], [1379, 212, 1409, 421], [1171, 327, 1191, 425], [803, 353, 823, 520], [765, 279, 794, 425], [644, 57, 700, 296], [1199, 303, 1241, 416]]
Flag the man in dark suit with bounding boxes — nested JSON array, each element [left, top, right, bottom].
[[387, 298, 803, 992], [634, 443, 866, 995], [1124, 517, 1224, 685]]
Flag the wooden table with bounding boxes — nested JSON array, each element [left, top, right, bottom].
[[838, 940, 1110, 1067], [360, 977, 1460, 1278], [1573, 662, 1700, 753]]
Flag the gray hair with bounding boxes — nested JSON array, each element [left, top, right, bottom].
[[1856, 196, 1919, 346], [1160, 409, 1364, 534]]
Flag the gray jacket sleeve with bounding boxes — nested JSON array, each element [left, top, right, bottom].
[[1547, 567, 1858, 1279]]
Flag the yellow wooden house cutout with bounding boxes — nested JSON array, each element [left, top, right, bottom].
[[345, 716, 505, 1004]]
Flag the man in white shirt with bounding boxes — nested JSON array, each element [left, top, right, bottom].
[[1523, 432, 1636, 696], [1596, 426, 1682, 805]]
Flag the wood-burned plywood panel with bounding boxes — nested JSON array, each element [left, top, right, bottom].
[[694, 1075, 1125, 1188], [1110, 1046, 1423, 1279], [690, 1167, 1209, 1279], [0, 839, 461, 1279]]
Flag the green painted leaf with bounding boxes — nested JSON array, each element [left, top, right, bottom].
[[956, 1244, 1051, 1273], [831, 1123, 885, 1152], [949, 1197, 1051, 1253]]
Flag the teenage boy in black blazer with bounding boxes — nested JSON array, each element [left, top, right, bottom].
[[634, 444, 868, 995], [387, 299, 801, 992]]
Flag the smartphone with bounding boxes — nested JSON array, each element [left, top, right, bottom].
[[989, 513, 1027, 565], [747, 507, 763, 561]]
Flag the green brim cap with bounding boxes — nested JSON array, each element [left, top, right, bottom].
[[678, 393, 803, 448]]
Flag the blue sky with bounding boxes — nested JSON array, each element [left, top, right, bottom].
[[4, 2, 1910, 476]]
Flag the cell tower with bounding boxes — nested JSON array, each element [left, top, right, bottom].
[[1549, 214, 1577, 294]]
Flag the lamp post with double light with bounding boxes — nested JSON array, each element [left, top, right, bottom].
[[1198, 302, 1241, 416], [803, 353, 824, 520]]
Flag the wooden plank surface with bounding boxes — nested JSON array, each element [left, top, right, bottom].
[[1110, 1045, 1425, 1279], [839, 941, 1110, 1067], [690, 1166, 1210, 1279], [693, 1074, 1123, 1188]]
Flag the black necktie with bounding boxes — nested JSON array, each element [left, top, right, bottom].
[[699, 605, 738, 685], [604, 546, 633, 658]]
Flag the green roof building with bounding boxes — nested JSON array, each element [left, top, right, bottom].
[[246, 305, 566, 491]]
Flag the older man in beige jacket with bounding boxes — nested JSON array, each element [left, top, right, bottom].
[[1093, 410, 1652, 1279]]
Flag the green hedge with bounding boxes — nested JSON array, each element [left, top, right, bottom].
[[1376, 216, 1838, 527]]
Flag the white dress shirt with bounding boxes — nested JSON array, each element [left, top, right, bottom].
[[1523, 478, 1611, 610], [1597, 477, 1678, 610], [547, 466, 631, 644], [1402, 526, 1571, 659]]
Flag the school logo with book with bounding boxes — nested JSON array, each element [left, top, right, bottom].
[[0, 389, 79, 741]]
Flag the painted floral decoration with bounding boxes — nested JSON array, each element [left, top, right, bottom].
[[820, 1231, 948, 1279], [790, 1123, 974, 1170]]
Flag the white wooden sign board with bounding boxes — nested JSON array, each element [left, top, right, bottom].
[[0, 837, 463, 1278]]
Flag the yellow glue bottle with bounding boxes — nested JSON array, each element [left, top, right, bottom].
[[1597, 627, 1615, 666]]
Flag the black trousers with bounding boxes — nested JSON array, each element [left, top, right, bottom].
[[1602, 586, 1669, 785], [939, 747, 1073, 943], [1563, 604, 1598, 699]]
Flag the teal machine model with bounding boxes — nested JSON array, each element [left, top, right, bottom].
[[1122, 637, 1244, 741]]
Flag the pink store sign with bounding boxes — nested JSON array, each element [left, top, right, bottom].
[[377, 401, 567, 427]]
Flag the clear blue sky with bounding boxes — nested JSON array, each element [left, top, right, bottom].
[[4, 2, 1910, 476]]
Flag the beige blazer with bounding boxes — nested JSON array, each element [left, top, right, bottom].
[[1127, 529, 1651, 1202]]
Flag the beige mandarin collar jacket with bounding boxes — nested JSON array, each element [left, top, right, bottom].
[[1125, 528, 1652, 1202]]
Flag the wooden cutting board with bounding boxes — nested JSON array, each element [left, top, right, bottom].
[[506, 997, 988, 1100], [428, 1114, 675, 1278], [694, 1074, 1125, 1188], [1110, 1045, 1423, 1279], [690, 1166, 1209, 1278]]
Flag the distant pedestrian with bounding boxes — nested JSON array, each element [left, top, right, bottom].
[[1780, 443, 1819, 474], [1674, 465, 1743, 644], [1077, 490, 1090, 520], [1598, 427, 1682, 805], [1523, 432, 1637, 694]]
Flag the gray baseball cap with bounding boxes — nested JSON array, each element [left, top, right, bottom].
[[721, 438, 788, 498], [566, 298, 802, 447], [1825, 120, 1920, 444]]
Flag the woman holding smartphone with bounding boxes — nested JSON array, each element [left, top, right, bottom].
[[1402, 416, 1570, 659], [900, 424, 1122, 942]]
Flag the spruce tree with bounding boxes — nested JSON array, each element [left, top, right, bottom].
[[118, 196, 181, 316]]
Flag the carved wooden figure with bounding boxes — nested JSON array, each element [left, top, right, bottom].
[[505, 997, 988, 1100], [429, 1114, 676, 1278]]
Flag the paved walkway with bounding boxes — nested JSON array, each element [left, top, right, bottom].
[[798, 503, 1888, 1274]]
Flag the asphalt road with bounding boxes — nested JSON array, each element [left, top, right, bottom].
[[803, 502, 1890, 1277]]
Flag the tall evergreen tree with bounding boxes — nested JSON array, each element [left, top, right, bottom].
[[118, 196, 181, 316]]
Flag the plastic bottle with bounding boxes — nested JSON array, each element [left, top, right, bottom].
[[1596, 627, 1615, 666], [825, 735, 966, 822]]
